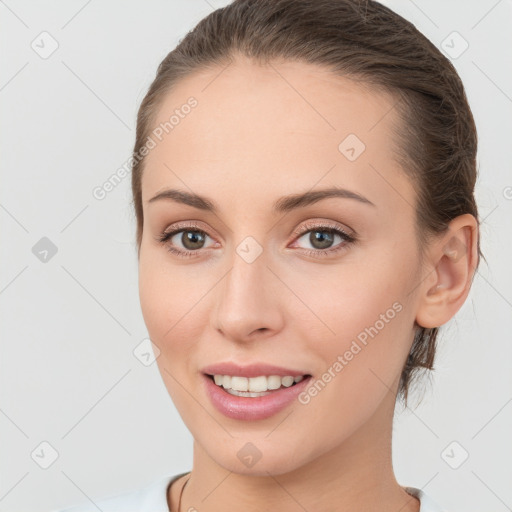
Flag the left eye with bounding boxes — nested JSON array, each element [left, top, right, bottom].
[[294, 227, 350, 251]]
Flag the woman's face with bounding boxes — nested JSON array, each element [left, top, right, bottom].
[[138, 57, 426, 475]]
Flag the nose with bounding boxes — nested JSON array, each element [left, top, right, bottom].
[[212, 247, 284, 343]]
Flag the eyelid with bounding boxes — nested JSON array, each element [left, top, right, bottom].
[[290, 219, 354, 239], [158, 219, 353, 242], [158, 220, 217, 241]]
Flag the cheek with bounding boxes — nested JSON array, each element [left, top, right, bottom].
[[295, 271, 411, 440], [294, 255, 413, 384], [138, 252, 189, 351], [138, 259, 168, 339], [294, 262, 403, 338], [138, 258, 199, 404], [138, 252, 209, 367]]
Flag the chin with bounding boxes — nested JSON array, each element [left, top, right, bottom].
[[196, 433, 317, 478]]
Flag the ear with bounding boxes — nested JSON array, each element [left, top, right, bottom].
[[415, 214, 479, 329]]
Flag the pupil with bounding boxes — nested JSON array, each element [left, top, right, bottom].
[[310, 230, 333, 249], [182, 231, 205, 250]]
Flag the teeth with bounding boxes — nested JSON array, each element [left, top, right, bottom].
[[212, 374, 307, 392]]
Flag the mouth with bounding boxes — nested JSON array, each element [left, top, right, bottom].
[[199, 361, 314, 420], [204, 373, 312, 397], [201, 371, 313, 421]]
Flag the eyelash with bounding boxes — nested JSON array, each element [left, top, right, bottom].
[[155, 221, 356, 259]]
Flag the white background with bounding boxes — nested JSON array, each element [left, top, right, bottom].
[[1, 1, 511, 510]]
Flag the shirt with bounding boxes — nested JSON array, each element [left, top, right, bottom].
[[52, 472, 447, 511]]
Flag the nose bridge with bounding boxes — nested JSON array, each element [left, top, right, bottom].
[[213, 238, 283, 339]]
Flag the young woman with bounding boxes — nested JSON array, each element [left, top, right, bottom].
[[55, 0, 481, 510]]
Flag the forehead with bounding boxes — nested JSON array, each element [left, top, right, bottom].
[[141, 57, 414, 215]]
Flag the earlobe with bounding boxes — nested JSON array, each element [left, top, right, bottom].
[[415, 214, 478, 329]]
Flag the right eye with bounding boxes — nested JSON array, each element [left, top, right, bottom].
[[157, 223, 218, 258]]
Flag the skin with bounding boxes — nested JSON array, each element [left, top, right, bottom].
[[137, 56, 478, 512]]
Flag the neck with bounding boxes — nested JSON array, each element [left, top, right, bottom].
[[178, 389, 420, 512]]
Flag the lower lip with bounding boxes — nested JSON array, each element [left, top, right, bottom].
[[202, 374, 312, 421]]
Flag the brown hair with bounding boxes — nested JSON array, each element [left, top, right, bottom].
[[131, 0, 483, 406]]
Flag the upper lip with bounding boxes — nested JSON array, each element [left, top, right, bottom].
[[201, 362, 311, 378]]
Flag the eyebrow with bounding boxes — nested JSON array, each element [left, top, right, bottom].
[[147, 187, 376, 214]]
